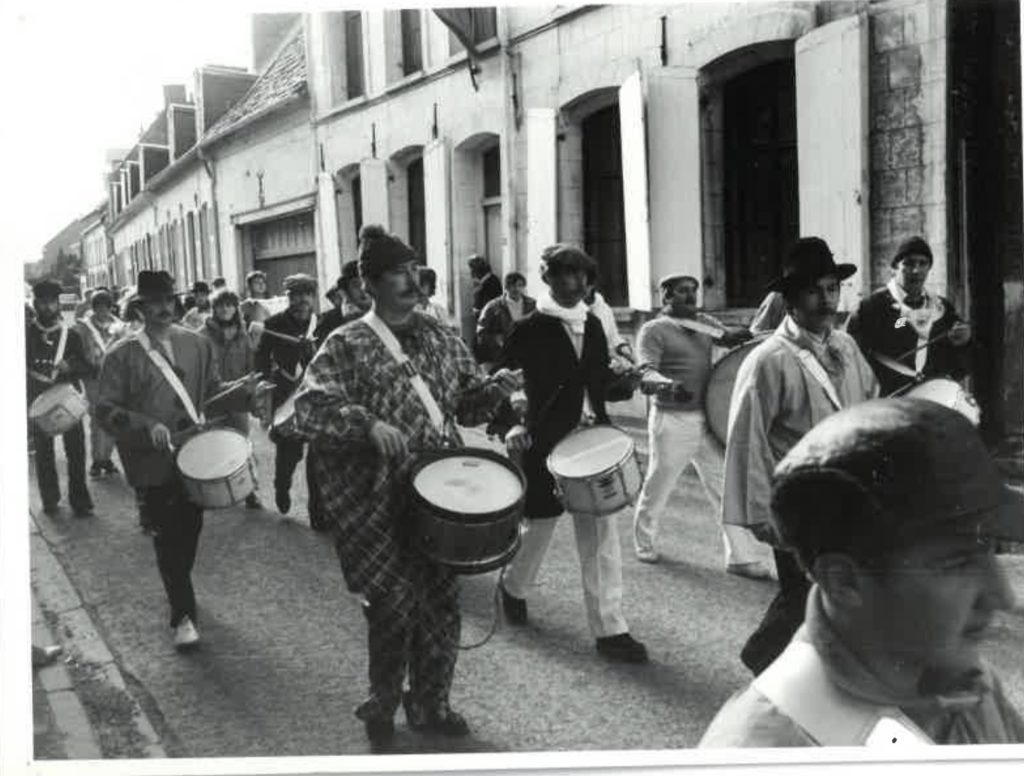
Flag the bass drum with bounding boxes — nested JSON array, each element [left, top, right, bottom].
[[704, 337, 768, 448]]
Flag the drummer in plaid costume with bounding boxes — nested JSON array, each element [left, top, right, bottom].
[[26, 279, 94, 517], [292, 224, 519, 751]]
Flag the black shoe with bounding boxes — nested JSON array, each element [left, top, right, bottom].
[[310, 514, 329, 532], [275, 489, 291, 514], [596, 633, 649, 664], [363, 717, 395, 752], [499, 584, 527, 625], [244, 492, 263, 509], [403, 694, 470, 737]]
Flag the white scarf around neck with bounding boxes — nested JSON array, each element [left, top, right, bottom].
[[887, 278, 944, 341], [536, 288, 588, 334]]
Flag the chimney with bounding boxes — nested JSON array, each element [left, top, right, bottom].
[[252, 13, 301, 73], [163, 84, 188, 107]]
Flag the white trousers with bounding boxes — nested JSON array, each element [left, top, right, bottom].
[[632, 406, 766, 567], [502, 511, 629, 639]]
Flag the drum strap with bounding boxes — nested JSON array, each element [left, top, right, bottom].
[[278, 313, 317, 383], [82, 317, 108, 357], [754, 640, 933, 747], [48, 324, 69, 381], [137, 332, 204, 426], [778, 338, 842, 411], [361, 311, 445, 432]]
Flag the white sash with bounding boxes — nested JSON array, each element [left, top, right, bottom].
[[51, 324, 69, 381], [361, 311, 445, 431], [137, 332, 204, 426], [82, 317, 110, 357], [778, 338, 843, 411], [754, 640, 933, 747], [279, 313, 318, 382]]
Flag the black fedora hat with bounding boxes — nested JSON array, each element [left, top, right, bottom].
[[137, 270, 176, 299], [768, 237, 857, 293]]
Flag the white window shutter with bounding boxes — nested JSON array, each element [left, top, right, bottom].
[[796, 15, 870, 306], [423, 138, 452, 312], [646, 66, 702, 308], [359, 157, 391, 230], [619, 70, 651, 311], [526, 108, 558, 297], [315, 171, 343, 290]]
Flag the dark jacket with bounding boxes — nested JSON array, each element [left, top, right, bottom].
[[255, 308, 318, 409], [313, 306, 364, 348], [494, 311, 616, 518], [201, 317, 254, 382], [25, 321, 93, 406], [846, 286, 969, 397], [472, 273, 502, 316], [475, 294, 537, 363]]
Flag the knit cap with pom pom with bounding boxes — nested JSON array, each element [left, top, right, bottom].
[[358, 223, 419, 279]]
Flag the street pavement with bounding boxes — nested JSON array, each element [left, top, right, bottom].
[[27, 417, 1024, 758]]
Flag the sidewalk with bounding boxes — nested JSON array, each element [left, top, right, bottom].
[[30, 511, 166, 761]]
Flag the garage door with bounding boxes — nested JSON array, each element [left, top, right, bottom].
[[249, 211, 318, 303]]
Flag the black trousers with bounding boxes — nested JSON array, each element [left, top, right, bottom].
[[274, 438, 322, 518], [33, 422, 92, 511], [140, 480, 203, 628], [740, 549, 811, 676]]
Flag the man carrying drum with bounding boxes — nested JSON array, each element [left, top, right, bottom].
[[702, 399, 1024, 747], [76, 288, 125, 479], [494, 244, 649, 665], [847, 236, 972, 398], [723, 237, 878, 677], [255, 273, 323, 526], [291, 224, 520, 751], [631, 274, 769, 577], [96, 270, 271, 651], [26, 279, 94, 517]]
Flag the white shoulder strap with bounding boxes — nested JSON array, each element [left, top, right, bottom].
[[279, 313, 319, 382], [51, 324, 69, 380], [137, 332, 204, 426], [777, 337, 843, 411], [361, 311, 445, 431], [82, 317, 107, 355], [754, 640, 933, 747]]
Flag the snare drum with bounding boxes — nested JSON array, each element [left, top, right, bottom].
[[904, 378, 980, 426], [29, 383, 88, 436], [546, 426, 641, 516], [409, 449, 525, 574], [176, 428, 256, 509]]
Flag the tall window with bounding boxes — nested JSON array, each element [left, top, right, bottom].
[[448, 8, 497, 54], [352, 174, 363, 236], [400, 10, 422, 75], [482, 144, 502, 273], [407, 157, 426, 261], [186, 212, 198, 284], [199, 204, 211, 279], [345, 11, 364, 100]]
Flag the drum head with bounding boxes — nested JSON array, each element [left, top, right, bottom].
[[905, 378, 980, 426], [704, 338, 765, 447], [548, 426, 633, 478], [29, 384, 74, 418], [177, 429, 249, 478], [413, 451, 524, 515]]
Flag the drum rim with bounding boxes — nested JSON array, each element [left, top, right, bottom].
[[546, 425, 635, 480], [176, 426, 251, 479], [29, 383, 86, 416], [409, 446, 526, 525], [703, 336, 766, 447], [419, 531, 522, 575]]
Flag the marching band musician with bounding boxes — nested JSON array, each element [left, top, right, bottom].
[[76, 288, 125, 478], [27, 279, 95, 517], [494, 244, 649, 665], [631, 274, 771, 577], [96, 270, 271, 650], [254, 273, 324, 528], [722, 238, 878, 677], [291, 224, 520, 751], [846, 236, 972, 397]]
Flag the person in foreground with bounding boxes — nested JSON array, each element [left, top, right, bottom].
[[293, 224, 520, 751], [700, 398, 1024, 747]]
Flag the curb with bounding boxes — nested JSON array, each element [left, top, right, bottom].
[[30, 513, 167, 759]]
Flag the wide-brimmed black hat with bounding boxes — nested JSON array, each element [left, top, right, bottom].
[[768, 237, 857, 294], [137, 270, 176, 299]]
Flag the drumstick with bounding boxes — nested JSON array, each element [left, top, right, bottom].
[[892, 329, 953, 362], [203, 372, 258, 407], [260, 328, 308, 346]]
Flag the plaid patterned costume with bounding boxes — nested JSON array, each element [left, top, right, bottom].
[[292, 311, 504, 722]]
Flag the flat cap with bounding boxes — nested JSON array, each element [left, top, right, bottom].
[[283, 273, 318, 293]]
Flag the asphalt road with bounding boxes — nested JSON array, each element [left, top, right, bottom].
[[28, 420, 1024, 757]]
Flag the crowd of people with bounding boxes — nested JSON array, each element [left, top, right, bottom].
[[24, 226, 1024, 751]]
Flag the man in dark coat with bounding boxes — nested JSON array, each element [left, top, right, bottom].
[[474, 271, 536, 365], [26, 279, 94, 517], [255, 273, 325, 528], [468, 254, 502, 317], [847, 236, 972, 398], [313, 260, 370, 346], [493, 244, 648, 664]]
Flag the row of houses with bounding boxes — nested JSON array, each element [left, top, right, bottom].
[[57, 2, 1022, 477]]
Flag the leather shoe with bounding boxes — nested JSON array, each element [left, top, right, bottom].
[[499, 584, 527, 625], [596, 633, 649, 664], [363, 717, 395, 752], [403, 694, 470, 737], [275, 489, 291, 514]]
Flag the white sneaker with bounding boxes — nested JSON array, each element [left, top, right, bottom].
[[635, 546, 660, 564], [173, 616, 200, 650]]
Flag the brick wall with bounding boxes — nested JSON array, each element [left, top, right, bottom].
[[868, 0, 947, 289]]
